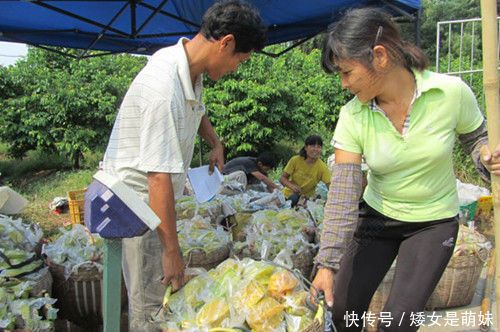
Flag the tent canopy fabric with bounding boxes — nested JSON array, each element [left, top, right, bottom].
[[0, 0, 420, 57]]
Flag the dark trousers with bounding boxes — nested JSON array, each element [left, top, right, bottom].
[[332, 201, 458, 332], [288, 193, 300, 207]]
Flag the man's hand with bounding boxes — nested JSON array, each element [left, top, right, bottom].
[[266, 182, 282, 193], [160, 249, 185, 292], [198, 115, 224, 174], [310, 268, 334, 309], [480, 144, 500, 176], [208, 144, 224, 174]]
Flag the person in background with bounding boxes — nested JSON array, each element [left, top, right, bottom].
[[101, 1, 266, 330], [310, 7, 500, 332], [222, 152, 281, 193], [281, 135, 331, 207]]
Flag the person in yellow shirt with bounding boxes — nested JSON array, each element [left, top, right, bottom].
[[281, 135, 331, 207]]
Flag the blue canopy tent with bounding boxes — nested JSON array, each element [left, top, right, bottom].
[[1, 1, 422, 331], [0, 0, 420, 58]]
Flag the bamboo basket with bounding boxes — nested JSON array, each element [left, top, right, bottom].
[[184, 245, 230, 271], [367, 252, 485, 331], [425, 253, 484, 309], [49, 261, 128, 328], [230, 246, 315, 281]]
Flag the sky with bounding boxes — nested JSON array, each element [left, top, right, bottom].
[[0, 41, 27, 67]]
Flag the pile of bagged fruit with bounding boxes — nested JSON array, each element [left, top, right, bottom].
[[152, 257, 324, 331]]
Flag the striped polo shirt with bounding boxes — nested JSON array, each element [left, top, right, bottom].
[[102, 38, 205, 202]]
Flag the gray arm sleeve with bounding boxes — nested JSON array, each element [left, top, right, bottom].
[[458, 120, 490, 183]]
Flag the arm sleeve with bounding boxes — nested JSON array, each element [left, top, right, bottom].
[[314, 163, 363, 272], [458, 120, 490, 183]]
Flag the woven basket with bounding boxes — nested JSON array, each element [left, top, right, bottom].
[[184, 245, 230, 271], [28, 266, 53, 298], [231, 246, 315, 280], [49, 261, 128, 328], [367, 252, 485, 331], [425, 253, 484, 309], [291, 248, 315, 281]]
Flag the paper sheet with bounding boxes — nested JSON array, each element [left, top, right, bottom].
[[187, 165, 224, 203]]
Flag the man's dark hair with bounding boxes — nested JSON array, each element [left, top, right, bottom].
[[200, 0, 267, 53], [257, 152, 277, 168]]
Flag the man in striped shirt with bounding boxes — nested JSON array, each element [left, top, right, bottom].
[[101, 1, 266, 330]]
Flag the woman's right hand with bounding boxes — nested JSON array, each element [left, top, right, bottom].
[[310, 267, 335, 309]]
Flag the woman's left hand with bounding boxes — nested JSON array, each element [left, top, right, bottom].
[[480, 144, 500, 176]]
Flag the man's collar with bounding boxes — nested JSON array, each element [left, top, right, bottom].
[[175, 37, 202, 102]]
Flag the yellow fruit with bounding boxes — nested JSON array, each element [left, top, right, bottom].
[[247, 297, 285, 329], [242, 260, 275, 285], [184, 273, 213, 308], [210, 258, 239, 279], [268, 270, 298, 299], [232, 279, 266, 311], [195, 297, 229, 327], [250, 312, 284, 331], [286, 290, 309, 316]]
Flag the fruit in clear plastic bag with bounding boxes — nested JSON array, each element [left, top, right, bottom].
[[231, 279, 266, 311], [195, 297, 229, 327], [210, 268, 241, 298], [268, 270, 298, 299], [251, 311, 284, 331], [191, 216, 212, 229], [184, 273, 213, 308], [286, 290, 309, 316], [247, 296, 285, 331], [275, 209, 307, 229], [299, 308, 315, 330], [242, 260, 275, 285], [209, 258, 239, 280]]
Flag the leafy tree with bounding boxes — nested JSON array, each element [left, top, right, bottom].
[[204, 46, 350, 159], [0, 48, 146, 167], [418, 0, 482, 64]]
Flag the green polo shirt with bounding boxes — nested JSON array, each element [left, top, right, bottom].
[[332, 69, 484, 222]]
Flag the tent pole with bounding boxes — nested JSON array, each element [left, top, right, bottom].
[[480, 0, 500, 326]]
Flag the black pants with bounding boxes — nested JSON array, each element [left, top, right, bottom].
[[332, 201, 458, 332], [288, 193, 300, 207]]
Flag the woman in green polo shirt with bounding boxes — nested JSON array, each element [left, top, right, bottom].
[[310, 7, 500, 332]]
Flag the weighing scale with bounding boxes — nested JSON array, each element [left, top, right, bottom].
[[84, 170, 161, 332]]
